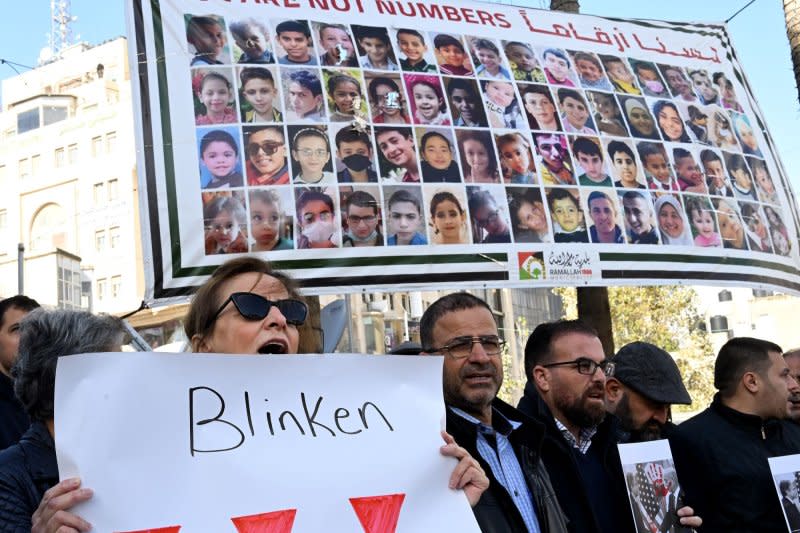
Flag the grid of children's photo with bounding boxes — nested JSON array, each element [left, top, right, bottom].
[[185, 14, 792, 254]]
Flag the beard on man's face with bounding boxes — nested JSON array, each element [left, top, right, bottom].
[[554, 381, 606, 430], [616, 393, 664, 442]]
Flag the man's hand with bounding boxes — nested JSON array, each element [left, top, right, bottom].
[[676, 505, 702, 528], [440, 431, 489, 507], [31, 477, 92, 533]]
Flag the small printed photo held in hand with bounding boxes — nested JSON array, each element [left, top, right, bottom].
[[768, 456, 800, 533], [619, 440, 689, 533]]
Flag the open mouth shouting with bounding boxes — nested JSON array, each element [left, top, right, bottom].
[[258, 338, 290, 354]]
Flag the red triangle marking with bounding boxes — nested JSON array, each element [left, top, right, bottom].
[[115, 527, 181, 533], [349, 493, 406, 533], [231, 509, 297, 533]]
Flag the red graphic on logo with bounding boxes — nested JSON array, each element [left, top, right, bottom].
[[116, 527, 181, 533], [231, 509, 297, 533], [349, 493, 406, 533]]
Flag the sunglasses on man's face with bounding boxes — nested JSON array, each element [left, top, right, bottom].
[[211, 292, 308, 327], [246, 141, 284, 158]]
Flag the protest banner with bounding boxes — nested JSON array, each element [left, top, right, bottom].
[[126, 0, 800, 301], [54, 352, 479, 532]]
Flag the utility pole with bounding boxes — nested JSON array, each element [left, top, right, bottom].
[[17, 244, 24, 294]]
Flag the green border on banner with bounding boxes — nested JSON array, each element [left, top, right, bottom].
[[599, 252, 798, 276]]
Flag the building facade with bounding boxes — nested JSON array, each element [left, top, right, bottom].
[[696, 285, 800, 354], [0, 37, 144, 315]]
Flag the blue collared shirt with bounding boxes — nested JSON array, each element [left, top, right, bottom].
[[450, 407, 541, 533]]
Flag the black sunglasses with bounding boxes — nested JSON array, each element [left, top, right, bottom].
[[210, 292, 308, 327], [246, 140, 283, 158]]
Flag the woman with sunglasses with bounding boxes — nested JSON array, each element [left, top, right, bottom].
[[34, 257, 489, 531], [244, 125, 289, 186]]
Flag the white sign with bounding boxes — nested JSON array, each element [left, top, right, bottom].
[[55, 353, 479, 532]]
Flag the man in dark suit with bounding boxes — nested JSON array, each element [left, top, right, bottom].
[[780, 479, 800, 532]]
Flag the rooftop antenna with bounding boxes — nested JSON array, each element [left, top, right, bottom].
[[48, 0, 77, 59]]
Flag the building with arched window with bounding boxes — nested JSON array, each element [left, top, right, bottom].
[[0, 37, 144, 315]]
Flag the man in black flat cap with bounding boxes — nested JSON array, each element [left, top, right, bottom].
[[605, 341, 692, 442], [606, 341, 700, 533]]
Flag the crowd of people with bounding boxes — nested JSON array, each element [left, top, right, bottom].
[[1, 259, 799, 532]]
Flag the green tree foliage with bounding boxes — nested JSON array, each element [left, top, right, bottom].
[[553, 286, 715, 412]]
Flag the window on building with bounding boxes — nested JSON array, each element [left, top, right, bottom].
[[109, 226, 120, 249], [30, 203, 68, 252], [55, 147, 65, 168], [105, 131, 117, 153], [107, 178, 119, 201], [43, 105, 68, 126], [19, 158, 30, 179], [0, 209, 6, 252], [17, 108, 40, 134], [67, 144, 78, 164], [97, 278, 107, 300], [93, 182, 105, 205], [91, 136, 102, 157], [57, 255, 82, 310], [111, 276, 122, 299], [95, 230, 106, 251], [31, 154, 40, 176]]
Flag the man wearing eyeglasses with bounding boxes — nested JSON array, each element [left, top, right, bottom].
[[518, 319, 633, 533], [342, 190, 383, 247], [420, 292, 569, 533]]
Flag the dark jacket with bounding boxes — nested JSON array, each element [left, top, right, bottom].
[[446, 398, 569, 533], [782, 496, 800, 532], [0, 422, 58, 532], [669, 394, 800, 533], [517, 382, 635, 533], [0, 374, 28, 451]]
